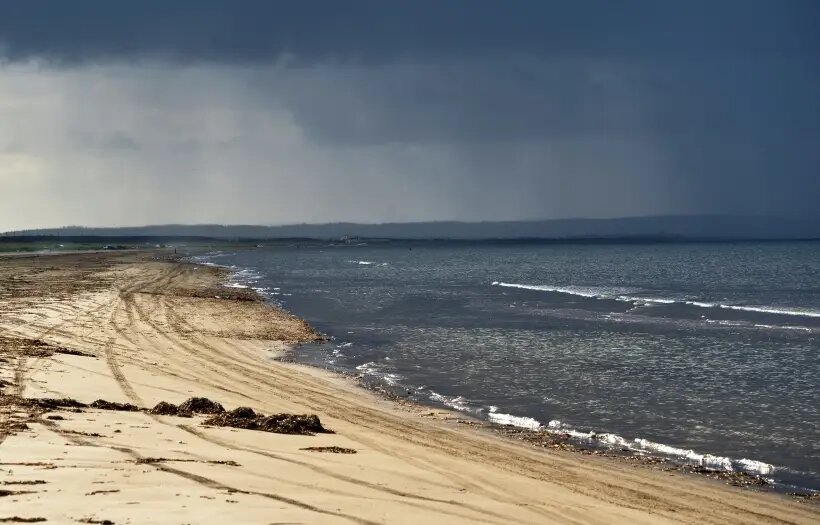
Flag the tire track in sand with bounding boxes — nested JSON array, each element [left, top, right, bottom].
[[37, 419, 379, 525]]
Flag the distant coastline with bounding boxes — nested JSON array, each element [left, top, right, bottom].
[[4, 214, 820, 242]]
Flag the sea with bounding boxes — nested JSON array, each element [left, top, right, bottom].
[[191, 240, 820, 492]]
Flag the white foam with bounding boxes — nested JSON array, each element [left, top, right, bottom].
[[353, 360, 404, 387], [349, 260, 375, 265], [492, 282, 627, 299], [754, 324, 812, 332], [487, 407, 542, 430], [544, 421, 775, 476], [383, 373, 402, 386], [630, 297, 676, 305], [355, 361, 378, 374], [429, 392, 471, 412], [491, 282, 820, 319], [719, 304, 820, 318], [686, 300, 718, 308], [736, 458, 776, 475]]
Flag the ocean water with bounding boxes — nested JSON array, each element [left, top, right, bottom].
[[193, 241, 820, 492]]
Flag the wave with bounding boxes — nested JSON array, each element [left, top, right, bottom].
[[491, 282, 820, 319], [364, 366, 781, 479], [719, 304, 820, 318], [753, 324, 812, 332], [491, 281, 636, 299], [424, 399, 778, 477], [428, 391, 471, 412], [347, 260, 389, 267], [487, 407, 542, 430], [544, 420, 775, 476], [192, 256, 283, 302]]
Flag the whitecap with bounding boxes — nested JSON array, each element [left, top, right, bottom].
[[491, 282, 820, 319], [486, 407, 542, 430], [544, 421, 775, 476]]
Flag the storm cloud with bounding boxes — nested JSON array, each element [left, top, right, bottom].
[[0, 1, 818, 230]]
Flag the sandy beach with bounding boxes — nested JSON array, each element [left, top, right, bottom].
[[0, 251, 817, 524]]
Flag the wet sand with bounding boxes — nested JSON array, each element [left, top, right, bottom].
[[0, 251, 817, 524]]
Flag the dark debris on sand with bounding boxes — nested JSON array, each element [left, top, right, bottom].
[[673, 465, 770, 487], [165, 286, 261, 302], [178, 397, 225, 414], [0, 490, 35, 497], [0, 518, 47, 523], [8, 395, 229, 419], [490, 424, 774, 489], [0, 335, 94, 359], [149, 397, 227, 416], [202, 407, 332, 435], [149, 401, 189, 416], [89, 400, 140, 412], [16, 397, 86, 410], [134, 457, 239, 466], [789, 491, 820, 503], [3, 396, 141, 413], [300, 446, 357, 454]]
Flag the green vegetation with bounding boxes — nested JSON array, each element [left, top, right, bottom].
[[0, 241, 117, 254]]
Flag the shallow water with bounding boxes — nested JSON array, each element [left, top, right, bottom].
[[194, 241, 820, 491]]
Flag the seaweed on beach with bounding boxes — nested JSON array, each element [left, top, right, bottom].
[[18, 397, 87, 410], [149, 401, 187, 416], [1, 395, 147, 415], [0, 335, 93, 359], [89, 400, 140, 412], [149, 397, 226, 416], [674, 465, 769, 486], [790, 492, 820, 502], [178, 397, 225, 414], [165, 286, 261, 302], [85, 490, 120, 496], [133, 457, 239, 466], [54, 347, 96, 358], [0, 490, 35, 497], [300, 446, 357, 454], [202, 406, 332, 435]]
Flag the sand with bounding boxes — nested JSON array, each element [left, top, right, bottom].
[[0, 251, 817, 524]]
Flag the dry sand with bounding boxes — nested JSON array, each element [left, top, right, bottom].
[[0, 251, 817, 524]]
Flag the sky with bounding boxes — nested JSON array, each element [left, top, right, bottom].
[[1, 1, 818, 230]]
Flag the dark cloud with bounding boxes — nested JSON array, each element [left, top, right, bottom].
[[0, 1, 818, 229], [260, 58, 820, 146], [0, 1, 817, 64]]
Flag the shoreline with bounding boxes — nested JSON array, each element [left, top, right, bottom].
[[210, 250, 811, 495], [0, 250, 818, 523]]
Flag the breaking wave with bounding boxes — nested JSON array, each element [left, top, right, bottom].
[[420, 393, 776, 478], [541, 420, 775, 476], [491, 282, 820, 319], [487, 407, 542, 430]]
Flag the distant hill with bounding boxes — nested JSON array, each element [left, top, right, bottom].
[[3, 215, 819, 241]]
